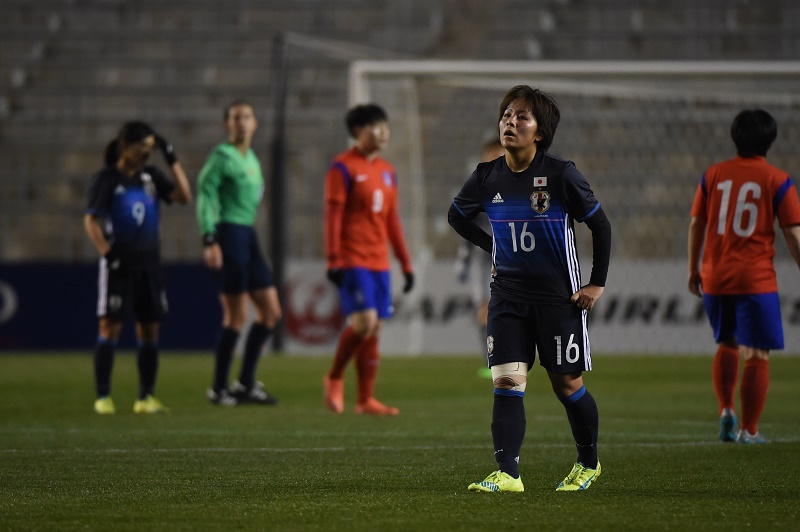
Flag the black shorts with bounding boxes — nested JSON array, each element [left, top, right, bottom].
[[486, 297, 592, 374], [216, 223, 274, 294], [97, 259, 167, 322]]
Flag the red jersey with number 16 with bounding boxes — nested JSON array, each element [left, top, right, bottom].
[[691, 155, 800, 295], [324, 147, 412, 272]]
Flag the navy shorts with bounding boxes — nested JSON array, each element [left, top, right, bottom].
[[97, 259, 167, 323], [703, 292, 784, 350], [216, 223, 274, 294], [338, 268, 393, 319], [486, 297, 591, 374]]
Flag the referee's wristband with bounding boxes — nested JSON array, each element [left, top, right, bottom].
[[202, 234, 217, 247]]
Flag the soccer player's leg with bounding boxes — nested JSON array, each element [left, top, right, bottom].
[[131, 272, 169, 414], [324, 269, 371, 413], [703, 294, 740, 441], [93, 267, 127, 414], [735, 293, 782, 444], [538, 304, 600, 491], [468, 298, 530, 492], [353, 270, 398, 415]]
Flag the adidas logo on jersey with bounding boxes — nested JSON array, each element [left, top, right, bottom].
[[492, 193, 504, 203]]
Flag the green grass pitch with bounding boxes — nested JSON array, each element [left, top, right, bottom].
[[1, 352, 799, 530]]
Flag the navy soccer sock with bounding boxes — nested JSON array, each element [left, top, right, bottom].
[[491, 390, 526, 478], [136, 342, 159, 400], [559, 386, 599, 468], [213, 327, 240, 393], [93, 338, 116, 397], [238, 323, 272, 390]]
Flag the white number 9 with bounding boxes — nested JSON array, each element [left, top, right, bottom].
[[371, 189, 384, 213], [132, 202, 146, 226]]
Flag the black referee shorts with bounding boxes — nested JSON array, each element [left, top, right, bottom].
[[216, 223, 274, 294], [486, 297, 592, 374]]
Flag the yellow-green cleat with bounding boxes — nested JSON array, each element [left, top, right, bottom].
[[94, 397, 116, 415], [556, 462, 601, 491], [133, 395, 169, 414], [468, 470, 524, 493]]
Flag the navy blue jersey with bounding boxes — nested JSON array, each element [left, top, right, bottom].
[[86, 165, 174, 266], [452, 151, 600, 304]]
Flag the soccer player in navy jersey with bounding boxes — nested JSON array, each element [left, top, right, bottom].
[[84, 121, 192, 414], [449, 86, 612, 492]]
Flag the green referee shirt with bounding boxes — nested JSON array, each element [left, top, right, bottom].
[[196, 143, 264, 237]]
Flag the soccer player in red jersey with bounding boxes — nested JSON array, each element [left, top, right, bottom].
[[323, 104, 414, 416], [688, 109, 800, 443]]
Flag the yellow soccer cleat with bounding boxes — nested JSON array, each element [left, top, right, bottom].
[[556, 462, 601, 491], [133, 395, 169, 414], [94, 397, 116, 415], [468, 470, 524, 493]]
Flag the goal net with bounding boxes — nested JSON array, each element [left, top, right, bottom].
[[346, 60, 800, 354]]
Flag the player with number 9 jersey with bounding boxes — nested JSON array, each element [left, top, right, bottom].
[[325, 148, 410, 273], [322, 104, 414, 417]]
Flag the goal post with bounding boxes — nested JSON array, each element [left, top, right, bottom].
[[345, 60, 800, 354], [348, 59, 800, 261]]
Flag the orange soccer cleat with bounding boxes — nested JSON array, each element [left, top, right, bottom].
[[354, 397, 399, 416], [323, 375, 344, 414]]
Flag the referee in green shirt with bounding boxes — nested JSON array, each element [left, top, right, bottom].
[[196, 100, 282, 406]]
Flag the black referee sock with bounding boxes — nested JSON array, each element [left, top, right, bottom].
[[238, 323, 272, 390], [213, 327, 240, 393], [137, 342, 159, 400], [93, 338, 116, 397], [491, 391, 526, 478], [559, 386, 599, 469]]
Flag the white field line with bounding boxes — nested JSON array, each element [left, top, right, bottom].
[[2, 438, 800, 454]]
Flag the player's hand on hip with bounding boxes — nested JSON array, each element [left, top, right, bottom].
[[570, 284, 604, 311], [327, 269, 343, 287], [203, 243, 223, 270], [687, 271, 703, 297], [104, 244, 123, 271], [402, 271, 415, 293]]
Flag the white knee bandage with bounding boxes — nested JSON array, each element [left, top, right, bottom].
[[491, 362, 529, 393]]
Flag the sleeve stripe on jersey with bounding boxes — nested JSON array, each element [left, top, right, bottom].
[[699, 172, 708, 197], [564, 213, 581, 294], [451, 200, 468, 218], [576, 203, 601, 223], [774, 176, 794, 211], [332, 162, 352, 192]]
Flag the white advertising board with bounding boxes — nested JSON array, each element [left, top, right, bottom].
[[279, 260, 800, 356]]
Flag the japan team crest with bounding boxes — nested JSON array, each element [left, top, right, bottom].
[[531, 191, 550, 214]]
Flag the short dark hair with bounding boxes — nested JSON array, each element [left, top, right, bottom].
[[118, 120, 154, 145], [345, 104, 388, 137], [731, 109, 777, 158], [104, 120, 153, 165], [498, 85, 560, 152], [224, 100, 253, 121]]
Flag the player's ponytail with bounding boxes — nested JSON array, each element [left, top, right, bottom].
[[103, 140, 120, 167]]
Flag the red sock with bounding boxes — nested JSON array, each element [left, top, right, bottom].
[[712, 345, 739, 414], [328, 326, 363, 380], [740, 357, 769, 434], [355, 335, 379, 404]]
